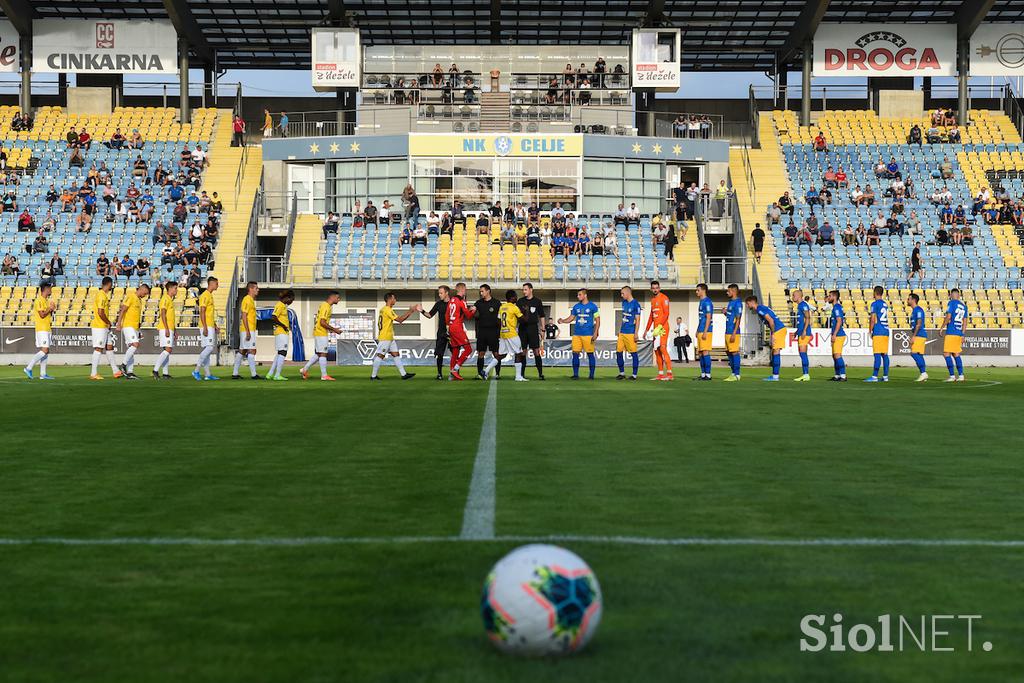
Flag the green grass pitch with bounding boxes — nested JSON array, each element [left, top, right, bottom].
[[1, 364, 1022, 682]]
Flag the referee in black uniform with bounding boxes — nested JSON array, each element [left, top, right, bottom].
[[421, 285, 451, 380], [517, 282, 546, 380], [473, 284, 501, 379]]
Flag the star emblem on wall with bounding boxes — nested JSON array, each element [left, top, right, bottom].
[[350, 142, 361, 153], [651, 144, 663, 155], [631, 143, 642, 154], [329, 143, 340, 153], [672, 144, 682, 156], [308, 143, 320, 155]]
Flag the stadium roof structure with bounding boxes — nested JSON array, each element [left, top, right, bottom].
[[1, 0, 1023, 71]]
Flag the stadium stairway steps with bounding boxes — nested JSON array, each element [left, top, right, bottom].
[[673, 219, 701, 284], [729, 112, 789, 308], [289, 213, 324, 284], [480, 92, 511, 133], [204, 110, 264, 316]]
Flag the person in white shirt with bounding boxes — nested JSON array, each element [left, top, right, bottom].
[[626, 203, 640, 223], [540, 223, 552, 246], [192, 144, 207, 167], [673, 317, 691, 362], [604, 230, 617, 255]]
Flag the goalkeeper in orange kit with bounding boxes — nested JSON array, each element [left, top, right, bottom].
[[643, 280, 673, 381]]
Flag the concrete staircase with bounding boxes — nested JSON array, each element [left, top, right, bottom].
[[480, 92, 511, 132], [729, 112, 789, 310], [289, 214, 324, 284], [673, 219, 702, 285], [204, 110, 263, 317]]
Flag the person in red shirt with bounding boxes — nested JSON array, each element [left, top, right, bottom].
[[232, 116, 246, 147], [835, 166, 848, 189], [813, 131, 827, 152], [446, 282, 476, 380]]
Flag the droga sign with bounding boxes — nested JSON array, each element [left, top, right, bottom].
[[32, 19, 178, 75], [813, 24, 957, 77]]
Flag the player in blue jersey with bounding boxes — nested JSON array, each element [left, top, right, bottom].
[[557, 288, 601, 380], [745, 295, 786, 381], [615, 286, 643, 380], [907, 292, 929, 382], [939, 288, 968, 382], [865, 285, 890, 382], [695, 283, 714, 381], [722, 284, 743, 382], [826, 290, 847, 381], [792, 288, 813, 382]]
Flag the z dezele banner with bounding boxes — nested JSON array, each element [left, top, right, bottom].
[[1, 327, 203, 354], [32, 19, 178, 74], [813, 23, 957, 77], [335, 339, 654, 367]]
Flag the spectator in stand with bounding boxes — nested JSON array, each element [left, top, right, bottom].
[[47, 252, 65, 278], [935, 226, 950, 246], [835, 166, 848, 189], [128, 129, 144, 149], [797, 221, 814, 248], [866, 223, 881, 247], [186, 191, 201, 213], [939, 156, 954, 180], [17, 209, 34, 232], [40, 211, 56, 232], [78, 128, 92, 150], [926, 123, 942, 144], [69, 145, 85, 168], [427, 211, 441, 235], [885, 157, 900, 178], [823, 166, 837, 189], [96, 253, 110, 276], [943, 109, 957, 126], [451, 200, 464, 228], [364, 201, 379, 229], [232, 115, 246, 147], [107, 128, 126, 149], [819, 220, 835, 245], [193, 144, 207, 167], [813, 131, 828, 152], [778, 191, 794, 216], [120, 254, 136, 281], [66, 127, 79, 147], [2, 253, 24, 279], [908, 123, 922, 145], [27, 229, 48, 255], [625, 202, 640, 225], [805, 184, 820, 206], [784, 220, 798, 244], [412, 221, 428, 246], [166, 181, 184, 204], [278, 111, 289, 138], [136, 256, 150, 279], [440, 212, 454, 236], [948, 126, 961, 143]]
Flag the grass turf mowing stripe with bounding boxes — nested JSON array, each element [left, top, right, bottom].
[[459, 379, 498, 540], [2, 535, 1023, 547]]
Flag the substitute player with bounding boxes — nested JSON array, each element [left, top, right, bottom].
[[192, 277, 220, 381], [826, 290, 847, 382], [420, 285, 452, 380], [153, 281, 177, 380], [485, 289, 528, 382], [694, 283, 713, 381], [370, 292, 416, 381], [233, 281, 262, 380], [300, 291, 341, 381], [517, 282, 546, 380], [89, 276, 121, 380], [616, 286, 642, 381], [792, 289, 812, 382], [939, 288, 968, 382], [266, 289, 295, 381], [473, 284, 502, 380], [908, 292, 929, 382], [723, 284, 743, 382], [558, 288, 600, 380], [745, 295, 786, 381], [115, 282, 150, 380], [643, 280, 672, 380], [446, 282, 475, 380], [24, 282, 56, 380], [865, 285, 890, 383]]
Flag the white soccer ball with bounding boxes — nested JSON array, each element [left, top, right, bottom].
[[480, 544, 602, 656]]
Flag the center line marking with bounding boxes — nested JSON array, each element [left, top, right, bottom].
[[460, 379, 497, 540]]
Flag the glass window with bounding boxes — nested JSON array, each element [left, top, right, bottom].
[[624, 162, 644, 179]]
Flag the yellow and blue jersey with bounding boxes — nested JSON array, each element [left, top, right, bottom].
[[946, 299, 967, 336], [756, 304, 784, 332], [830, 303, 846, 337], [725, 299, 743, 334], [870, 299, 890, 337], [619, 298, 642, 334], [571, 302, 599, 336], [910, 305, 927, 338], [796, 300, 812, 337], [697, 296, 713, 333]]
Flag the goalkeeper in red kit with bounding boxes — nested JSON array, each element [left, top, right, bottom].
[[446, 282, 475, 381]]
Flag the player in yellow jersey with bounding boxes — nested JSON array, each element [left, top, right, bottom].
[[89, 276, 121, 380], [192, 277, 220, 381], [370, 292, 417, 381], [485, 289, 528, 382], [267, 289, 295, 381], [232, 281, 263, 380], [153, 281, 178, 379], [300, 291, 342, 381], [24, 282, 57, 380], [114, 282, 150, 379]]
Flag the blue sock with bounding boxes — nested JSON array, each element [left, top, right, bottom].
[[704, 355, 712, 375], [587, 353, 596, 378], [873, 353, 882, 376], [616, 351, 625, 374], [836, 357, 846, 376], [772, 353, 781, 376], [832, 357, 840, 375], [732, 354, 741, 375], [955, 356, 964, 375], [800, 351, 809, 374], [631, 353, 639, 375], [911, 353, 926, 373], [945, 355, 955, 376], [882, 354, 890, 377], [572, 353, 580, 377]]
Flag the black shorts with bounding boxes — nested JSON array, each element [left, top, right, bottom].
[[476, 329, 499, 353], [434, 336, 449, 358], [519, 326, 541, 350]]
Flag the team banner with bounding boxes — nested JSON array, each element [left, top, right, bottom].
[[32, 19, 178, 74], [0, 20, 19, 73], [0, 327, 203, 354], [779, 328, 876, 356], [970, 25, 1024, 76], [334, 339, 654, 367], [311, 27, 361, 89], [892, 329, 1012, 356], [813, 24, 957, 77], [409, 133, 583, 157]]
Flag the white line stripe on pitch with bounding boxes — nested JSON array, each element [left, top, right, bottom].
[[459, 379, 498, 540], [1, 535, 1022, 548]]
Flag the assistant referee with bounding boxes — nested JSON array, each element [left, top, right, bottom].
[[516, 282, 546, 380]]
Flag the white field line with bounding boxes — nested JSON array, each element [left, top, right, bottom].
[[459, 379, 498, 540], [1, 535, 1022, 548]]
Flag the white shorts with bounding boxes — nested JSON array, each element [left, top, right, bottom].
[[274, 333, 289, 352], [199, 329, 216, 348], [239, 332, 257, 351], [123, 327, 139, 346], [91, 327, 111, 348], [313, 336, 330, 354], [158, 330, 175, 348], [375, 340, 399, 356], [499, 336, 522, 356], [35, 331, 51, 348]]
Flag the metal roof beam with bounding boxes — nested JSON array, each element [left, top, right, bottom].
[[162, 0, 216, 65], [777, 0, 831, 65], [0, 0, 35, 35], [954, 0, 995, 40]]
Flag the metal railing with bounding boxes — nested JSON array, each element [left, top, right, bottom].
[[702, 256, 752, 286], [748, 84, 761, 148], [233, 142, 251, 210], [282, 192, 300, 257], [740, 135, 757, 212]]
